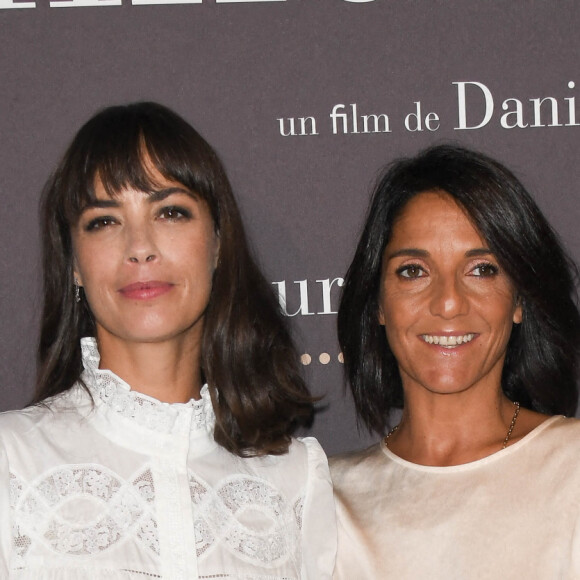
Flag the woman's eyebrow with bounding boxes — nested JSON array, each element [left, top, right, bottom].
[[385, 248, 492, 260], [465, 248, 492, 257], [80, 187, 199, 213], [148, 187, 197, 203], [81, 199, 120, 211], [385, 248, 429, 260]]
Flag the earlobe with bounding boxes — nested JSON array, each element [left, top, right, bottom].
[[73, 272, 83, 304], [513, 297, 523, 325], [72, 251, 83, 287], [378, 306, 385, 326], [213, 234, 221, 270], [73, 265, 83, 288]]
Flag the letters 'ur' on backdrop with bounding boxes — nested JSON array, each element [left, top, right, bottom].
[[0, 1, 578, 454]]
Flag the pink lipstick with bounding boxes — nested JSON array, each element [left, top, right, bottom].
[[119, 281, 173, 300]]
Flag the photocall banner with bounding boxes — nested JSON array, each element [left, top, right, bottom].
[[1, 0, 578, 454]]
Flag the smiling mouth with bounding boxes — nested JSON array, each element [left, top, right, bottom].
[[421, 334, 475, 347]]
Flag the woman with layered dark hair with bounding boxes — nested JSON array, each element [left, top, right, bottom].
[[331, 145, 580, 578], [0, 102, 336, 579]]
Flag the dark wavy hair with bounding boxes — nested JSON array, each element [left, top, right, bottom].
[[338, 144, 580, 435], [36, 101, 313, 456]]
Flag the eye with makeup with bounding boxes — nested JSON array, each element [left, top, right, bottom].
[[469, 261, 499, 277], [395, 263, 428, 279], [84, 215, 118, 232], [157, 205, 193, 222]]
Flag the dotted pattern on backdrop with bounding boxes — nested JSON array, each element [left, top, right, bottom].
[[300, 353, 344, 366]]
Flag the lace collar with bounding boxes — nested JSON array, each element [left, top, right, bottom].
[[80, 337, 215, 436]]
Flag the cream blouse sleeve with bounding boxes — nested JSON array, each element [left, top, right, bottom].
[[569, 503, 580, 577], [298, 437, 337, 579]]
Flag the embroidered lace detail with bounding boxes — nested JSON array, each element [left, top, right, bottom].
[[137, 514, 160, 556], [11, 465, 159, 557], [133, 469, 156, 503], [80, 337, 215, 435], [9, 472, 23, 508], [133, 469, 160, 555], [10, 473, 32, 565], [189, 473, 297, 568], [293, 497, 303, 531], [11, 464, 302, 573]]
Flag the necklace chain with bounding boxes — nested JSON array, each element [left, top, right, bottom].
[[502, 401, 520, 449], [384, 401, 521, 451]]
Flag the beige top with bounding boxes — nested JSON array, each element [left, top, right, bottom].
[[330, 416, 580, 579]]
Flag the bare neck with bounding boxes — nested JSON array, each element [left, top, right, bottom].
[[388, 386, 519, 466], [96, 333, 203, 403]]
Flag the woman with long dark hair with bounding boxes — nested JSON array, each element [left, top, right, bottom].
[[0, 102, 336, 579], [331, 145, 580, 578]]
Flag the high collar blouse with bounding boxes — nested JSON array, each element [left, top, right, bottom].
[[0, 338, 336, 579]]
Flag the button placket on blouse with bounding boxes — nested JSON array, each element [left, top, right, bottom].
[[154, 407, 199, 580]]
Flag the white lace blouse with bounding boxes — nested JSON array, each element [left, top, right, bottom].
[[0, 338, 336, 579]]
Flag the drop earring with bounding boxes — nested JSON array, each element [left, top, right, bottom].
[[74, 279, 81, 303]]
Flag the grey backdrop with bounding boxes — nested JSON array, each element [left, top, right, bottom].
[[1, 0, 579, 455]]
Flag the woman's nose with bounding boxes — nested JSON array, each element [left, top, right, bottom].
[[125, 224, 158, 264], [429, 275, 469, 318], [128, 254, 156, 263]]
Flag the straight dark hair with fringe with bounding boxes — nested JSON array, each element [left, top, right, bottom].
[[36, 101, 313, 456], [338, 144, 580, 436]]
